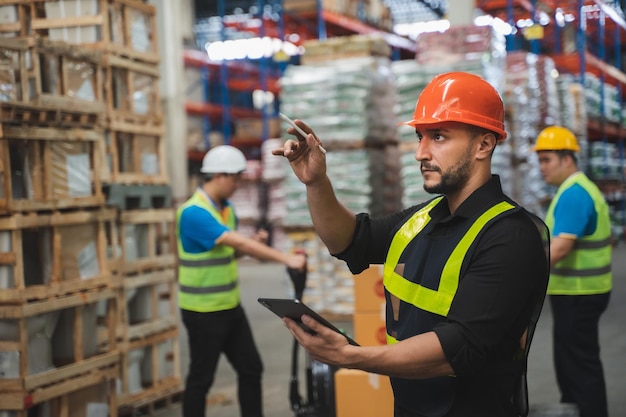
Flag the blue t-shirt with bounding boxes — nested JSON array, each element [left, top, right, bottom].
[[552, 183, 597, 238], [178, 202, 236, 253]]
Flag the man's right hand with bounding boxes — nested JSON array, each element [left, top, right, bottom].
[[271, 119, 327, 186]]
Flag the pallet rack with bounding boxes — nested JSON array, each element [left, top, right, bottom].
[[0, 1, 181, 414]]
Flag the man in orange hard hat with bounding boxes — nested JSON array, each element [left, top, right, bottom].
[[535, 126, 612, 417], [273, 72, 550, 417]]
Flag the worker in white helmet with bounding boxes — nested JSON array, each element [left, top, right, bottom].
[[176, 145, 306, 417]]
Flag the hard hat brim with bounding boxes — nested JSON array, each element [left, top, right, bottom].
[[397, 118, 507, 141]]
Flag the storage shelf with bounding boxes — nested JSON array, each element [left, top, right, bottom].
[[184, 50, 280, 94], [185, 101, 262, 120], [551, 52, 626, 87], [319, 10, 416, 52]]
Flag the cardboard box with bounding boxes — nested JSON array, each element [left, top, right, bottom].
[[354, 311, 387, 346], [353, 265, 385, 313], [335, 369, 393, 417]]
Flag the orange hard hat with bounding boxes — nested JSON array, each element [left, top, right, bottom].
[[399, 72, 507, 141]]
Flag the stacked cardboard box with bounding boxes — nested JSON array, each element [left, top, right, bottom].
[[334, 265, 393, 417]]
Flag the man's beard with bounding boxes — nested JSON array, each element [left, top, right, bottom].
[[423, 148, 473, 195]]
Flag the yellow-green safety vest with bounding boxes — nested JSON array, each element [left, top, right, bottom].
[[383, 197, 516, 344], [545, 172, 612, 295], [176, 191, 240, 312]]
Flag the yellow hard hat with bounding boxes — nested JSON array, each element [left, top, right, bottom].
[[534, 126, 580, 152]]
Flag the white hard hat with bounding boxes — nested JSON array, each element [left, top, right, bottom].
[[200, 145, 247, 174]]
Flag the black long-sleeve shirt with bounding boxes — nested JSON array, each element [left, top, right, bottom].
[[335, 176, 549, 417]]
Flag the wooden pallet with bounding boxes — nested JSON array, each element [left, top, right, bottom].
[[117, 327, 182, 408], [118, 268, 178, 343], [118, 384, 182, 417], [0, 122, 106, 214], [0, 101, 102, 128], [0, 207, 120, 303], [0, 287, 120, 410], [102, 125, 168, 185], [115, 208, 176, 276], [0, 362, 119, 416]]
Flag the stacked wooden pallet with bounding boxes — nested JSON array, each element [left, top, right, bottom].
[[0, 1, 181, 416]]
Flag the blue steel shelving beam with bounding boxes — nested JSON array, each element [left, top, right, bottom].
[[218, 0, 232, 144], [317, 0, 327, 40], [259, 0, 269, 142], [530, 0, 539, 54], [202, 65, 211, 150]]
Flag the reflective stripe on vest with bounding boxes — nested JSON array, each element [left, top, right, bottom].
[[545, 173, 612, 295], [177, 191, 240, 312], [384, 198, 516, 344]]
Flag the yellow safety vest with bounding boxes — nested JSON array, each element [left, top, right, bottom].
[[176, 191, 240, 312], [383, 197, 516, 344], [545, 172, 612, 295]]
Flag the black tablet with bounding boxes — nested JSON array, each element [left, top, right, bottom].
[[258, 298, 360, 346]]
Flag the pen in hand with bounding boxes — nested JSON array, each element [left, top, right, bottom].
[[279, 112, 327, 154]]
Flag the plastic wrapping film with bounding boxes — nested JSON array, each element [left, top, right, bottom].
[[44, 0, 101, 43], [0, 45, 21, 102], [132, 72, 155, 115], [129, 8, 153, 53], [279, 56, 398, 145], [65, 59, 97, 101], [51, 141, 93, 198], [59, 223, 100, 280]]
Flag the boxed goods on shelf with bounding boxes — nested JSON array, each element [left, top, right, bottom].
[[103, 124, 168, 185], [0, 287, 119, 411], [0, 0, 158, 64], [301, 34, 392, 64], [0, 118, 105, 213], [117, 327, 181, 408], [118, 268, 177, 342], [115, 208, 175, 275], [0, 207, 119, 303], [103, 53, 161, 126], [0, 37, 104, 112], [280, 56, 398, 146]]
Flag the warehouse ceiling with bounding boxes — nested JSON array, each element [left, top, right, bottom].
[[195, 0, 446, 21]]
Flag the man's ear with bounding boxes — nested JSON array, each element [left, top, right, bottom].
[[476, 132, 497, 159]]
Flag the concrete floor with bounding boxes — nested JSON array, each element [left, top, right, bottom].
[[158, 246, 626, 417]]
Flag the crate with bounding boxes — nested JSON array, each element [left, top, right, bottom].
[[117, 327, 182, 408], [0, 37, 105, 113], [118, 268, 178, 343], [0, 0, 159, 64], [116, 208, 176, 276], [0, 122, 106, 213], [103, 53, 162, 126], [0, 365, 119, 416], [0, 287, 119, 410], [0, 207, 120, 303], [103, 126, 168, 185], [37, 0, 158, 63]]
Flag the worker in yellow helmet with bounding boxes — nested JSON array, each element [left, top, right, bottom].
[[535, 126, 612, 417]]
